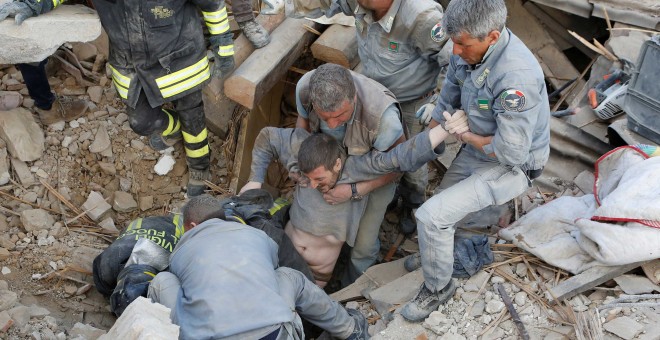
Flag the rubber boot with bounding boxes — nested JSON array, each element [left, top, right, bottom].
[[187, 168, 211, 197], [149, 131, 183, 151], [238, 19, 271, 49]]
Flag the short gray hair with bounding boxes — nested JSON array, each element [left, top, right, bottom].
[[442, 0, 507, 40], [309, 64, 356, 113]]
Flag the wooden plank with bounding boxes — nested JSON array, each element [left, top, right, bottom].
[[224, 18, 321, 110], [506, 0, 585, 106], [229, 83, 285, 194], [311, 24, 359, 69], [547, 262, 645, 304], [203, 12, 286, 138]]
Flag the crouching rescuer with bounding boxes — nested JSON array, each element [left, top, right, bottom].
[[0, 0, 237, 196]]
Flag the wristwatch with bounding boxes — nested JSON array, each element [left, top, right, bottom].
[[350, 183, 363, 201]]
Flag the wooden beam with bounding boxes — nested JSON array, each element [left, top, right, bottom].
[[311, 24, 359, 69], [224, 18, 322, 110], [228, 83, 285, 194], [203, 12, 286, 138], [547, 262, 645, 304]]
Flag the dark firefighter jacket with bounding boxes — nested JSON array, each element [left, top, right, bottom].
[[21, 0, 233, 108]]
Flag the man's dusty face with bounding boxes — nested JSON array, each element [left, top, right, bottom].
[[451, 31, 498, 65], [304, 159, 342, 194], [316, 98, 354, 129]]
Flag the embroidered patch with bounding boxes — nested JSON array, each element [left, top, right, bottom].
[[476, 68, 490, 86], [151, 6, 174, 19], [478, 99, 489, 110], [500, 89, 526, 111], [431, 22, 446, 43], [388, 41, 399, 52]]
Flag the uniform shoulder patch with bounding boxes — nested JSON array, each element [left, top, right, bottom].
[[431, 22, 446, 43], [499, 89, 526, 112]]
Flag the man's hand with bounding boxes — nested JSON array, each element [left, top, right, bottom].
[[415, 103, 435, 127], [239, 181, 262, 195], [323, 183, 351, 205], [213, 55, 235, 79], [0, 1, 34, 24], [443, 110, 469, 134]]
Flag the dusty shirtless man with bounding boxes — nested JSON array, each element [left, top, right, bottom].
[[240, 115, 468, 286]]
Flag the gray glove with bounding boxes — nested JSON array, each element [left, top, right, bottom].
[[0, 1, 34, 24]]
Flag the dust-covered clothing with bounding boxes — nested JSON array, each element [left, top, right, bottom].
[[149, 219, 355, 340], [416, 29, 550, 293], [249, 127, 443, 245]]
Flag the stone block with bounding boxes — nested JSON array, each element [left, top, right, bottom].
[[69, 322, 106, 340], [0, 91, 21, 111], [0, 310, 12, 332], [613, 274, 660, 295], [0, 5, 102, 64], [603, 316, 644, 340], [0, 290, 17, 312], [10, 158, 34, 186], [366, 269, 424, 315], [0, 148, 9, 185], [20, 209, 55, 232], [82, 191, 112, 222], [99, 297, 179, 340], [0, 108, 44, 162], [113, 191, 137, 213]]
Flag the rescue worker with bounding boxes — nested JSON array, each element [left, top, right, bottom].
[[147, 195, 370, 340], [0, 0, 236, 196], [240, 113, 468, 287], [294, 63, 404, 284], [400, 0, 550, 321], [289, 0, 453, 235]]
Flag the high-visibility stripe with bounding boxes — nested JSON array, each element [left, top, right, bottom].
[[113, 81, 129, 99], [185, 145, 209, 158], [162, 109, 181, 136], [109, 65, 131, 88], [143, 271, 157, 277], [228, 215, 247, 225], [217, 45, 234, 57], [269, 197, 290, 215], [202, 7, 227, 22], [206, 21, 230, 35], [159, 65, 211, 98], [173, 214, 184, 239], [156, 57, 208, 89], [52, 0, 62, 8], [182, 128, 208, 144]]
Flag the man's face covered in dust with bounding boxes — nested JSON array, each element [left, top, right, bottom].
[[303, 158, 342, 194]]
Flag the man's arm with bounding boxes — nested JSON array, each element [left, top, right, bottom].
[[0, 0, 65, 24], [240, 127, 310, 193], [287, 0, 357, 19]]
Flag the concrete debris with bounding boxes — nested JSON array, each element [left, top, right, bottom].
[[0, 108, 45, 162], [112, 191, 137, 213], [463, 270, 489, 292], [613, 274, 660, 295], [603, 316, 644, 340], [82, 191, 112, 222], [139, 196, 154, 211], [0, 248, 9, 261], [0, 290, 17, 311], [573, 170, 595, 195], [0, 5, 102, 64], [7, 305, 28, 327], [154, 154, 176, 176], [11, 158, 35, 186], [72, 42, 98, 62], [69, 322, 107, 340], [89, 125, 111, 154], [70, 246, 103, 274], [0, 310, 12, 332], [0, 91, 22, 111], [20, 209, 55, 232], [97, 161, 116, 176], [98, 217, 118, 234], [485, 300, 505, 314], [367, 269, 424, 315], [87, 86, 103, 104], [99, 297, 179, 340], [0, 148, 9, 185]]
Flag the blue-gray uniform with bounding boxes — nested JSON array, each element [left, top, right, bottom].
[[147, 219, 356, 339], [418, 28, 550, 293]]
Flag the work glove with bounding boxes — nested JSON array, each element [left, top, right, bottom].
[[0, 1, 34, 24], [209, 35, 236, 79], [443, 110, 469, 134], [415, 103, 435, 126]]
